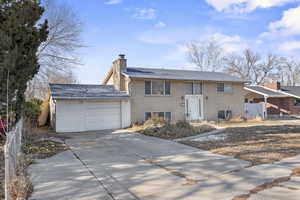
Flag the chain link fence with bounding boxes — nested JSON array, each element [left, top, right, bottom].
[[4, 119, 23, 200]]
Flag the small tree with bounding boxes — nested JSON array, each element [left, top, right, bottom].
[[0, 0, 48, 122]]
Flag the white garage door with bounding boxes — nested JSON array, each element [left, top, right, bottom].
[[85, 102, 120, 131], [56, 100, 124, 132]]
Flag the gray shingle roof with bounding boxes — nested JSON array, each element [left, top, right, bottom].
[[50, 84, 129, 99], [281, 86, 300, 98], [245, 86, 288, 97], [123, 67, 248, 82]]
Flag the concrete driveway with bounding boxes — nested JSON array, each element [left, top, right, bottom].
[[29, 130, 300, 200]]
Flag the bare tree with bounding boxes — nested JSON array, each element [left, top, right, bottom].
[[27, 69, 78, 99], [38, 0, 83, 73], [224, 48, 283, 84], [277, 58, 300, 86], [186, 38, 223, 71], [27, 0, 83, 99]]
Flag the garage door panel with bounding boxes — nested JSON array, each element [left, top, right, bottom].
[[85, 102, 121, 131], [56, 101, 85, 132]]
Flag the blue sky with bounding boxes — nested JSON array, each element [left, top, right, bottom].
[[64, 0, 300, 84]]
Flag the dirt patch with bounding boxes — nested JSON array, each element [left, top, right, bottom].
[[181, 124, 300, 165], [0, 140, 5, 200], [133, 119, 216, 140], [23, 140, 69, 159]]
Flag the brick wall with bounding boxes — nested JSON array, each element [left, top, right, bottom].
[[253, 97, 300, 115]]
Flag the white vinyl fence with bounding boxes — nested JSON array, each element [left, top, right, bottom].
[[245, 103, 266, 119], [4, 119, 23, 200]]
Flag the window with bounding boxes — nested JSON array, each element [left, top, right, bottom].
[[217, 83, 225, 92], [295, 99, 300, 106], [145, 112, 152, 121], [194, 83, 202, 94], [144, 112, 172, 121], [186, 83, 194, 95], [217, 83, 232, 92], [144, 80, 171, 95], [224, 84, 233, 92], [218, 110, 232, 120], [218, 110, 225, 119], [185, 82, 202, 95], [145, 81, 151, 95], [152, 80, 164, 95], [165, 81, 171, 95], [165, 112, 171, 121]]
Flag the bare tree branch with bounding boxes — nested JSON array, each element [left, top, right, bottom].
[[186, 38, 224, 72]]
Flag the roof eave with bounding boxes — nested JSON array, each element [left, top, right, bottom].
[[123, 74, 247, 83], [52, 96, 129, 100]]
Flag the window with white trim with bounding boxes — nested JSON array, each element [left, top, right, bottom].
[[217, 83, 232, 92], [144, 80, 171, 96], [185, 82, 202, 95]]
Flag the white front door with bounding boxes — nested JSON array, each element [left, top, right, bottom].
[[185, 95, 203, 121]]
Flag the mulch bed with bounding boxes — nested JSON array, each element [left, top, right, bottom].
[[141, 123, 216, 140], [23, 140, 69, 159], [181, 124, 300, 165]]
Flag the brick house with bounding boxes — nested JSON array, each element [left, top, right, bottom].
[[244, 82, 300, 116]]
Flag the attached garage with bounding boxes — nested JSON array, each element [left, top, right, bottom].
[[49, 84, 130, 133]]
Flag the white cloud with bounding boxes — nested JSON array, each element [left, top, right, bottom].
[[268, 6, 300, 36], [105, 0, 122, 5], [279, 40, 300, 51], [209, 33, 247, 53], [138, 26, 247, 54], [132, 8, 156, 20], [205, 0, 300, 13], [154, 21, 166, 28]]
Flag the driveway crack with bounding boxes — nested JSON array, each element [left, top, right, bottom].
[[68, 147, 116, 200], [232, 166, 300, 200], [135, 154, 199, 185]]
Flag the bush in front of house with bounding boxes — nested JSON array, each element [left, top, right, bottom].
[[140, 119, 216, 139], [23, 98, 43, 127]]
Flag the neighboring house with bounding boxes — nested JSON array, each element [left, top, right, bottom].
[[49, 54, 247, 132], [245, 82, 300, 117]]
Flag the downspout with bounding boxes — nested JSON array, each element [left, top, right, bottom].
[[264, 96, 268, 119]]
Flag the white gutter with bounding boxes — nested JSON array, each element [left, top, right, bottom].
[[244, 87, 269, 97]]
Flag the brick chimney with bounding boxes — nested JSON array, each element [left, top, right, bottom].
[[263, 82, 281, 90], [112, 54, 127, 91]]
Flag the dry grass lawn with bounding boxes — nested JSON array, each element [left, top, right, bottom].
[[181, 124, 300, 165]]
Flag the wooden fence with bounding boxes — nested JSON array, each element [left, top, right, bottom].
[[4, 119, 23, 200]]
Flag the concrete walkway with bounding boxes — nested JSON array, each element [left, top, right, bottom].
[[29, 130, 300, 200]]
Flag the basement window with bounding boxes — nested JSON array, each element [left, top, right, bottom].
[[144, 112, 172, 121], [295, 99, 300, 106], [218, 110, 226, 119]]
